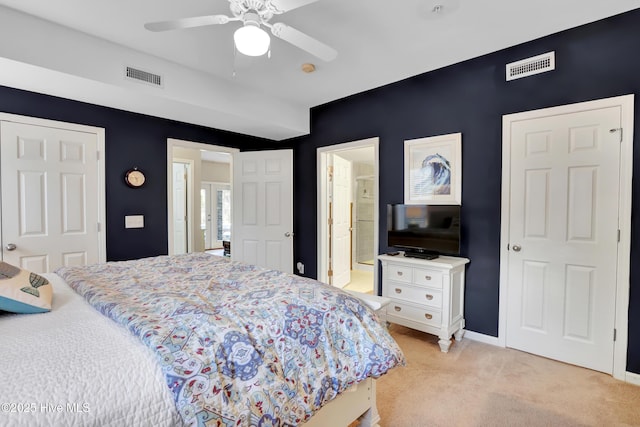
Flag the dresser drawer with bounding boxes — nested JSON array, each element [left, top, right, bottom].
[[387, 301, 442, 327], [386, 264, 412, 283], [385, 282, 442, 308], [413, 268, 443, 289]]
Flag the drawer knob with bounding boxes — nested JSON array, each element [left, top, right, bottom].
[[397, 271, 403, 276], [395, 288, 402, 294], [425, 294, 433, 300], [425, 313, 433, 320], [394, 306, 402, 312], [425, 275, 431, 280]]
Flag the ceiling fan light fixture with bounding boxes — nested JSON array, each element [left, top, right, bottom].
[[234, 21, 270, 56]]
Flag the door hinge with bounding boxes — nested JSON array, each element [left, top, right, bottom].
[[609, 128, 623, 143], [328, 218, 333, 225], [617, 229, 621, 242], [96, 150, 100, 161], [614, 328, 617, 341], [97, 222, 101, 232], [328, 269, 333, 277]]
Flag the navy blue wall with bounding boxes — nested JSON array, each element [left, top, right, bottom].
[[0, 86, 280, 261], [290, 9, 640, 373]]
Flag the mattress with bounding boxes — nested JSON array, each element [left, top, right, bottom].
[[0, 273, 182, 427]]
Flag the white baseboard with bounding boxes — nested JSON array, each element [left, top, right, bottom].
[[626, 371, 640, 386], [463, 329, 502, 347]]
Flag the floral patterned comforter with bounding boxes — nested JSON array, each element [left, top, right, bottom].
[[55, 253, 405, 426]]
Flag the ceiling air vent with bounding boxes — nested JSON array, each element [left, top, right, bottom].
[[506, 51, 555, 81], [125, 66, 163, 87]]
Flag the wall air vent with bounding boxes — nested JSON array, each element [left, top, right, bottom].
[[125, 66, 163, 87], [506, 51, 555, 81]]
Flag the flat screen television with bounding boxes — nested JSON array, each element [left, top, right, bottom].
[[387, 204, 461, 259]]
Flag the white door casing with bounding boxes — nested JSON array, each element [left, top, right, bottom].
[[232, 150, 293, 273], [166, 139, 238, 256], [331, 154, 351, 288], [500, 95, 634, 380], [317, 138, 380, 293], [0, 116, 105, 272]]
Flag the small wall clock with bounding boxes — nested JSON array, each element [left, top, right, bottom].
[[124, 167, 146, 188]]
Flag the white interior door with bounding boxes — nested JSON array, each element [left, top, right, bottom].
[[505, 106, 622, 373], [172, 162, 188, 255], [232, 150, 293, 273], [0, 120, 102, 272], [331, 154, 351, 288]]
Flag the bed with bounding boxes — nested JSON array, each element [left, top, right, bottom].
[[0, 253, 404, 426]]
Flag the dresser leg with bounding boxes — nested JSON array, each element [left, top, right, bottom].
[[438, 338, 451, 353], [454, 328, 465, 341]]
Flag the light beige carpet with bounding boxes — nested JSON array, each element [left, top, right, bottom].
[[375, 325, 640, 426]]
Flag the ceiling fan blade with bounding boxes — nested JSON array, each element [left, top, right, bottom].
[[270, 22, 337, 61], [144, 15, 232, 32], [269, 0, 321, 13]]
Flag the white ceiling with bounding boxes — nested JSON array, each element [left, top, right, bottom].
[[0, 0, 638, 140]]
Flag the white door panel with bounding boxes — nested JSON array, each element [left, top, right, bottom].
[[1, 121, 101, 273], [331, 154, 351, 288], [506, 106, 620, 373], [232, 150, 292, 273], [173, 162, 188, 255]]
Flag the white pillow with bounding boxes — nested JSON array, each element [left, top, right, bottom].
[[0, 262, 52, 314]]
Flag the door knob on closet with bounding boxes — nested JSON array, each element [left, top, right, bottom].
[[512, 244, 521, 252], [284, 232, 294, 237], [5, 243, 17, 251]]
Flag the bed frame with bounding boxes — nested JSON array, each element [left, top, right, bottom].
[[305, 377, 379, 427]]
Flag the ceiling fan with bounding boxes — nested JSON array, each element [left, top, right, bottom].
[[144, 0, 337, 61]]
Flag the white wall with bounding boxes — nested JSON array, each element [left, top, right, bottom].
[[202, 161, 230, 183]]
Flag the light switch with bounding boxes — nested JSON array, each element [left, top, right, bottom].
[[125, 215, 144, 228]]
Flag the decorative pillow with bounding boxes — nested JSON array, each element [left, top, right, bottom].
[[0, 262, 52, 314]]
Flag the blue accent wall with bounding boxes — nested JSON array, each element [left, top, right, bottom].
[[0, 86, 280, 261], [289, 9, 640, 373]]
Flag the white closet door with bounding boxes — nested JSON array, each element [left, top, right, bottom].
[[506, 106, 621, 373], [1, 120, 102, 272]]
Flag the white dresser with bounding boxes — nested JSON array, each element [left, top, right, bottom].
[[378, 253, 469, 352]]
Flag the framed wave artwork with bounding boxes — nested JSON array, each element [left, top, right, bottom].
[[404, 132, 462, 205]]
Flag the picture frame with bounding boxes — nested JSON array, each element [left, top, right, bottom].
[[404, 132, 462, 205]]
